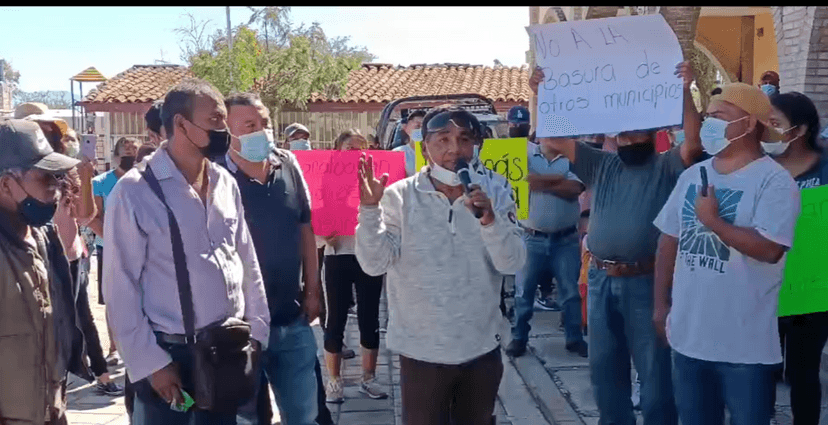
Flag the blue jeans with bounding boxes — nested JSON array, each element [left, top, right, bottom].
[[238, 316, 319, 425], [131, 340, 239, 425], [512, 231, 583, 344], [672, 350, 775, 425], [587, 268, 677, 425]]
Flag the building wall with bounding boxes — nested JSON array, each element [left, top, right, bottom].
[[754, 13, 780, 82]]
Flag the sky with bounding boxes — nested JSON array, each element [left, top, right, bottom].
[[0, 7, 530, 95]]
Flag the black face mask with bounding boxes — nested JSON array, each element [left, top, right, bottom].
[[509, 124, 530, 138], [119, 156, 136, 171], [184, 119, 232, 160], [19, 196, 57, 227], [617, 141, 655, 166]]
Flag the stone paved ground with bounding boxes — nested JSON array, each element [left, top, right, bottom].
[[68, 256, 828, 424], [67, 254, 549, 425]]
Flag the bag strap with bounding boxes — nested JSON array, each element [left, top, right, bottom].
[[142, 165, 197, 344]]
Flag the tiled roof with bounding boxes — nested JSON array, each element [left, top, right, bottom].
[[80, 65, 193, 104], [255, 63, 529, 104], [311, 63, 530, 103]]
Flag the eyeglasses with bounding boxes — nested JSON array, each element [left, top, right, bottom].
[[424, 111, 480, 139]]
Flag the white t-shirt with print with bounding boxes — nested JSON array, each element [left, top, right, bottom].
[[653, 156, 800, 365]]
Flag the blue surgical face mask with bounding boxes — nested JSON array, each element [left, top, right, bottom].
[[236, 130, 274, 162], [411, 128, 423, 143], [673, 130, 685, 145], [289, 139, 311, 151], [760, 84, 778, 96], [699, 116, 749, 156]]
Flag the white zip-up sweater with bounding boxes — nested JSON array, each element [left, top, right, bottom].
[[355, 169, 526, 364]]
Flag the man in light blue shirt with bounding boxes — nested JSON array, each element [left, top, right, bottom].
[[505, 139, 587, 358], [392, 110, 426, 177]]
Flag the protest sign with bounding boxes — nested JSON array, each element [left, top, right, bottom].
[[526, 14, 684, 137], [294, 150, 406, 236], [778, 185, 828, 317], [414, 138, 529, 220]]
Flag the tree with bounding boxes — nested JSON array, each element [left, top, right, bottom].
[[178, 7, 376, 116], [14, 90, 71, 109], [2, 60, 21, 97]]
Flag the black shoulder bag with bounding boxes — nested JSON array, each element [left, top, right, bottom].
[[142, 165, 259, 413]]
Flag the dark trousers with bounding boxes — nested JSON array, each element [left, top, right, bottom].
[[96, 245, 105, 305], [132, 338, 239, 425], [71, 258, 109, 377], [322, 255, 383, 353], [400, 349, 503, 425], [778, 312, 828, 425]]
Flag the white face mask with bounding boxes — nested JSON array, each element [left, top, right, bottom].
[[699, 116, 749, 156], [426, 149, 462, 186], [761, 126, 797, 156], [66, 141, 80, 158]]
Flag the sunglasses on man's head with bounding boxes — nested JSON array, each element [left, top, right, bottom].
[[424, 111, 480, 138]]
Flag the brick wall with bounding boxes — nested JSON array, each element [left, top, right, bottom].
[[773, 6, 828, 126]]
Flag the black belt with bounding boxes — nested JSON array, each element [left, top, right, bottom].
[[156, 332, 193, 345], [524, 226, 577, 240]]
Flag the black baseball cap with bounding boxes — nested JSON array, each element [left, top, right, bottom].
[[0, 119, 79, 173], [507, 106, 530, 124]]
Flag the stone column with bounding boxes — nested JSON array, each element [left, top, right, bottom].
[[773, 6, 828, 125]]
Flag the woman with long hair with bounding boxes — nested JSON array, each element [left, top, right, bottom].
[[320, 129, 388, 403], [764, 91, 826, 425]]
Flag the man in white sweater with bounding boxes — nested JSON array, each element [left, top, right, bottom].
[[355, 106, 526, 425]]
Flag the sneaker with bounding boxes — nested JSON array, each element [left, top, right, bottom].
[[565, 340, 588, 358], [505, 339, 527, 358], [326, 378, 344, 404], [631, 374, 642, 410], [95, 381, 124, 396], [105, 351, 121, 366], [360, 375, 389, 399], [534, 297, 561, 312]]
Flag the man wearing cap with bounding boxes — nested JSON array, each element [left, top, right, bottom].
[[505, 125, 588, 359], [0, 119, 90, 425], [759, 70, 781, 97], [507, 106, 531, 138], [653, 83, 800, 422], [392, 110, 426, 177], [356, 105, 525, 424], [284, 123, 311, 151], [531, 61, 703, 424]]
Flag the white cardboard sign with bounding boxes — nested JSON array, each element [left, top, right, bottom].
[[526, 15, 684, 137]]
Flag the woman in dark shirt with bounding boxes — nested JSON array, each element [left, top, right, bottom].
[[764, 91, 826, 425]]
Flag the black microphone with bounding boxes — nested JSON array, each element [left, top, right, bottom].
[[455, 159, 484, 218]]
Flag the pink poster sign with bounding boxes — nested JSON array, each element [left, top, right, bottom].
[[293, 150, 406, 236]]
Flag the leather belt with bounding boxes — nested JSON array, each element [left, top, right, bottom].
[[592, 256, 655, 277], [156, 332, 194, 345], [524, 226, 577, 240]]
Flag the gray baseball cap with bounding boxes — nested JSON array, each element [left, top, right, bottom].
[[284, 123, 310, 139], [0, 119, 80, 173]]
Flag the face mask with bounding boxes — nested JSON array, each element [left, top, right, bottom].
[[425, 149, 462, 186], [760, 84, 778, 96], [410, 129, 423, 143], [673, 130, 685, 145], [617, 141, 655, 166], [237, 130, 274, 162], [472, 145, 480, 159], [761, 126, 798, 156], [66, 142, 80, 158], [119, 156, 136, 171], [761, 141, 791, 156], [184, 119, 231, 159], [13, 179, 57, 227], [699, 116, 749, 156], [289, 139, 311, 151]]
